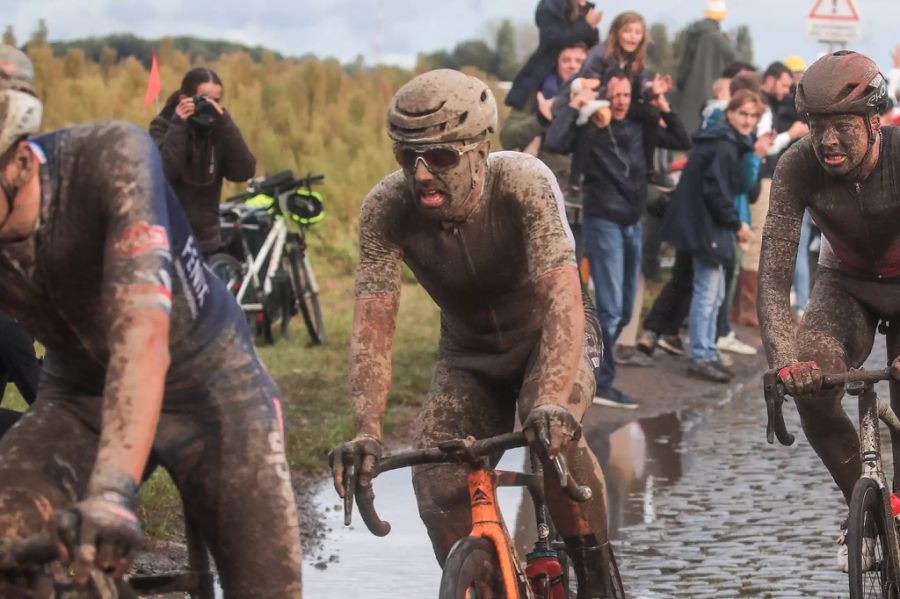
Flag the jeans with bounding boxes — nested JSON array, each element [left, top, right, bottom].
[[793, 210, 812, 311], [689, 257, 726, 361], [584, 217, 641, 390]]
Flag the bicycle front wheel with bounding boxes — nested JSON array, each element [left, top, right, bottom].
[[285, 245, 324, 345], [439, 537, 506, 599], [848, 478, 900, 599]]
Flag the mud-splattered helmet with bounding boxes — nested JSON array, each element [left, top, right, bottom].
[[387, 69, 497, 145], [795, 51, 890, 120], [0, 45, 42, 157]]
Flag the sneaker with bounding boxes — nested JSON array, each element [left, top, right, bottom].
[[686, 359, 731, 383], [657, 334, 686, 356], [710, 358, 735, 378], [614, 345, 654, 368], [837, 525, 876, 573], [716, 332, 758, 356], [593, 387, 640, 410], [637, 331, 658, 356]]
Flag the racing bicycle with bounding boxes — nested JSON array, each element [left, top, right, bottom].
[[766, 364, 900, 599], [208, 170, 325, 346], [342, 432, 625, 598]]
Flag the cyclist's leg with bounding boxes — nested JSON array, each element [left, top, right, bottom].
[[794, 270, 876, 503], [411, 357, 517, 565], [0, 387, 97, 540], [518, 314, 618, 595], [881, 315, 900, 491], [155, 327, 302, 599]]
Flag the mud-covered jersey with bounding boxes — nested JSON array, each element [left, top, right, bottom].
[[766, 127, 900, 278], [355, 151, 576, 351], [0, 121, 240, 388]]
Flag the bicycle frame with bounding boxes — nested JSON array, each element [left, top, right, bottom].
[[234, 216, 288, 312], [853, 381, 900, 561]]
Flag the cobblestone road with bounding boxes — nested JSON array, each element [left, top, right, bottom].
[[614, 341, 893, 599]]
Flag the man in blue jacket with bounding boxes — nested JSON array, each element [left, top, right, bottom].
[[546, 72, 691, 407]]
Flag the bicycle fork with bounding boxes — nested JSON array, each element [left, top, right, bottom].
[[855, 382, 900, 570]]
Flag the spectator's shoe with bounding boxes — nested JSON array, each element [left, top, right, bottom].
[[637, 331, 658, 356], [658, 334, 687, 356], [686, 359, 731, 383], [710, 358, 735, 379], [593, 387, 640, 410], [614, 345, 654, 367], [718, 352, 734, 368], [837, 524, 876, 573], [717, 332, 758, 356]]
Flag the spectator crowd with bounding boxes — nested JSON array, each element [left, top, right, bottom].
[[500, 0, 900, 407]]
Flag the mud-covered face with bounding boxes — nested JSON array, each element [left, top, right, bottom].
[[395, 139, 490, 222], [808, 113, 876, 177]]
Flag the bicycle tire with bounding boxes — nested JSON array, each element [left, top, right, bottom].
[[286, 245, 325, 345], [848, 477, 900, 599], [439, 536, 506, 599]]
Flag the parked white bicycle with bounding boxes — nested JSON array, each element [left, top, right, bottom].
[[208, 170, 325, 345]]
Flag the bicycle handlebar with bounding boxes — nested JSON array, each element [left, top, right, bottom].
[[764, 366, 896, 446], [346, 432, 593, 537], [224, 170, 325, 206]]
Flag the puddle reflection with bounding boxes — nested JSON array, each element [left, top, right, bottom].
[[303, 411, 697, 597]]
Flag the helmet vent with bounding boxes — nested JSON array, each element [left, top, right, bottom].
[[480, 90, 488, 102], [457, 111, 468, 126], [397, 100, 446, 118], [837, 84, 858, 101]]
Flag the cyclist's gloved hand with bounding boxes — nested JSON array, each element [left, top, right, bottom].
[[329, 434, 383, 498], [524, 404, 582, 458], [56, 473, 142, 584], [777, 361, 823, 396]]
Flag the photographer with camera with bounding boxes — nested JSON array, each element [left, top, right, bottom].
[[150, 67, 256, 255]]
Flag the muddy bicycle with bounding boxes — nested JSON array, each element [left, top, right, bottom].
[[342, 432, 625, 598], [766, 365, 900, 599], [0, 497, 215, 599]]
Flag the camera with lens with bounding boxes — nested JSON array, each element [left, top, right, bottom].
[[190, 95, 218, 127]]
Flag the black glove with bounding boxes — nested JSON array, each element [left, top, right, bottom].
[[56, 473, 142, 584], [523, 404, 582, 458], [329, 434, 383, 498]]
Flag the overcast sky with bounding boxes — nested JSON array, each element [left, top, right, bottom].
[[7, 0, 900, 73]]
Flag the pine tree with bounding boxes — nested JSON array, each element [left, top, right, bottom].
[[734, 26, 754, 64], [493, 20, 519, 82], [2, 26, 16, 47]]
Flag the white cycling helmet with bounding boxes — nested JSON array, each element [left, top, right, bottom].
[[0, 45, 42, 157]]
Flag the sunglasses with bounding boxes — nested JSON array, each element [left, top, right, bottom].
[[393, 141, 483, 173]]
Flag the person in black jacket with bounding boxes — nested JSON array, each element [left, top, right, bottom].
[[506, 0, 601, 110], [149, 67, 256, 255], [0, 312, 40, 436], [545, 71, 691, 408], [661, 90, 758, 383]]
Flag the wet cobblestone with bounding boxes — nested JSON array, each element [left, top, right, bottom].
[[616, 343, 893, 599]]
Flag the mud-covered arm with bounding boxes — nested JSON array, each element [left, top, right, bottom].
[[758, 148, 806, 368], [348, 182, 404, 439], [520, 158, 584, 407], [95, 126, 174, 493]]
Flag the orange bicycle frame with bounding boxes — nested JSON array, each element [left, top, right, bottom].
[[467, 468, 529, 598]]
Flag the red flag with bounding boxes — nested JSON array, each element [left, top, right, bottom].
[[144, 50, 161, 108]]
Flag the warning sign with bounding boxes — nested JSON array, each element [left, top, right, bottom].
[[806, 0, 862, 43]]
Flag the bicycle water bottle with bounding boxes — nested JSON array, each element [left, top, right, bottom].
[[526, 548, 565, 599], [891, 492, 900, 525]]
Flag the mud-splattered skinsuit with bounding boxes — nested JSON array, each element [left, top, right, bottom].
[[353, 151, 609, 562], [760, 127, 900, 498], [0, 122, 302, 597]]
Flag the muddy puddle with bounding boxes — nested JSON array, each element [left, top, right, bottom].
[[303, 410, 697, 597]]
